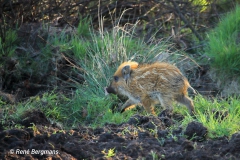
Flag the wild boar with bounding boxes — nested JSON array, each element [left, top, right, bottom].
[[106, 61, 195, 115]]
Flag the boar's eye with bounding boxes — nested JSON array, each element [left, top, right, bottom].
[[113, 76, 119, 82]]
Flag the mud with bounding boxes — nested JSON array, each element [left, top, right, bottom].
[[0, 110, 239, 160]]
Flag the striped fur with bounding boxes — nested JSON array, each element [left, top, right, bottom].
[[107, 61, 195, 115]]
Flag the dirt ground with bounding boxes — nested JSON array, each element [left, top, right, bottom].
[[0, 110, 239, 160]]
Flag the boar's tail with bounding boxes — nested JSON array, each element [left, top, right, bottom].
[[188, 85, 197, 95]]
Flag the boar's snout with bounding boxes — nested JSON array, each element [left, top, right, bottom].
[[105, 86, 117, 94]]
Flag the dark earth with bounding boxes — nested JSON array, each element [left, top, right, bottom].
[[1, 110, 239, 160]]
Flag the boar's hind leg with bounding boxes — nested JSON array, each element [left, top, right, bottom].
[[157, 95, 174, 112], [120, 99, 137, 113], [176, 95, 195, 115]]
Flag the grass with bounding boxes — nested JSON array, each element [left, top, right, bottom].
[[0, 29, 18, 57], [177, 95, 240, 138], [205, 5, 240, 81], [2, 90, 239, 139], [77, 16, 92, 37]]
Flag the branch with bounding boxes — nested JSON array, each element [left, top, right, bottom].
[[171, 1, 203, 41]]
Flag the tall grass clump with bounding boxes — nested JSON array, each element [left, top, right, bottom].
[[64, 14, 187, 127], [205, 5, 240, 80], [24, 13, 194, 128]]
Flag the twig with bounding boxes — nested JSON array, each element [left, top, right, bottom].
[[171, 1, 203, 41], [61, 53, 86, 73]]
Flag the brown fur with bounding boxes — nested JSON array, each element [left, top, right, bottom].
[[107, 61, 195, 115]]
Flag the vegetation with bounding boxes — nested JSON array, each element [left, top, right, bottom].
[[0, 29, 18, 57], [102, 148, 116, 158], [177, 95, 240, 138], [205, 5, 240, 81]]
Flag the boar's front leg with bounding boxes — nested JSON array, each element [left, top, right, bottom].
[[120, 99, 137, 113]]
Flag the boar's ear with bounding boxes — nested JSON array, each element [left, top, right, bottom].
[[122, 65, 131, 81], [129, 61, 138, 70]]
